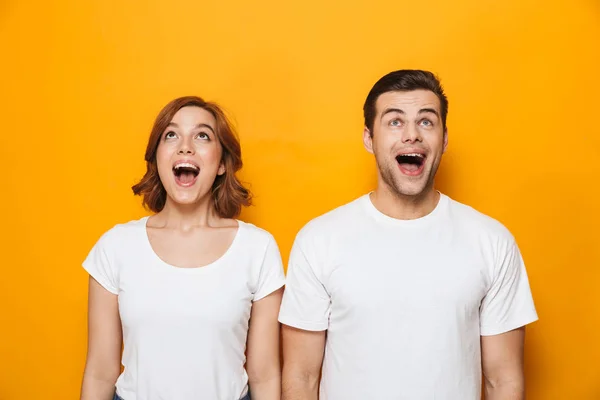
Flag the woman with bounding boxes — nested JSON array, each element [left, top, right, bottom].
[[80, 96, 285, 400]]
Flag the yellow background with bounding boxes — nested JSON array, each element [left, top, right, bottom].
[[1, 0, 599, 398]]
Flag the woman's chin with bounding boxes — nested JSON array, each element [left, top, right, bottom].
[[165, 190, 210, 208]]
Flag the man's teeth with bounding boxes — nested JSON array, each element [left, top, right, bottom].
[[401, 153, 424, 158], [174, 163, 199, 170]]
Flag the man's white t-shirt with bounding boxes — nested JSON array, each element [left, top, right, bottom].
[[278, 193, 538, 399], [83, 217, 285, 400]]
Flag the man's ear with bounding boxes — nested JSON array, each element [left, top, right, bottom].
[[363, 127, 374, 154], [443, 128, 448, 153]]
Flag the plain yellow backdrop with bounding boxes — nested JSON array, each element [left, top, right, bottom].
[[1, 0, 599, 398]]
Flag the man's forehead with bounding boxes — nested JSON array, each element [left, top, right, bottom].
[[376, 90, 441, 113]]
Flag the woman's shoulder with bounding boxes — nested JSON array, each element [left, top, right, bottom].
[[91, 216, 148, 249], [237, 220, 278, 247]]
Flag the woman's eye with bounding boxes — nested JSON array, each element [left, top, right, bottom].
[[165, 131, 177, 139], [196, 132, 210, 140]]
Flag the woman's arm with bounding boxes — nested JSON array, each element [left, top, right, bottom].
[[246, 287, 284, 400], [81, 276, 122, 400]]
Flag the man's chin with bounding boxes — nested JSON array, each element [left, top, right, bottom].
[[378, 165, 434, 199], [393, 187, 427, 198], [389, 178, 432, 199]]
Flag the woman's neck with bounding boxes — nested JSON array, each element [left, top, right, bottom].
[[151, 196, 224, 230]]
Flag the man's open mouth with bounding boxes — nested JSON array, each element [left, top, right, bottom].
[[395, 153, 426, 175]]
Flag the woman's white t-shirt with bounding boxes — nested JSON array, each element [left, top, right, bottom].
[[83, 217, 286, 400]]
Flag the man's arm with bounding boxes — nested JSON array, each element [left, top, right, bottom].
[[481, 326, 526, 400], [281, 325, 326, 400]]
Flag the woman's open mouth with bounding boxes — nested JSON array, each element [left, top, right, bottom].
[[173, 161, 200, 187]]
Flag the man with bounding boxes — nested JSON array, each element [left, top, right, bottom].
[[278, 69, 538, 399]]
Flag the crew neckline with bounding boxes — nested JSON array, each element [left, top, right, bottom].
[[361, 191, 448, 227]]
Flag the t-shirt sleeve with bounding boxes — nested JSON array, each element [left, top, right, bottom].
[[278, 232, 331, 331], [253, 235, 286, 302], [480, 239, 538, 336], [82, 231, 119, 295]]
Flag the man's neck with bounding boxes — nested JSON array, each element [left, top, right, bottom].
[[370, 185, 440, 220]]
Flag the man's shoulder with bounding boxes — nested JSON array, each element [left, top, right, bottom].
[[446, 195, 515, 242], [296, 195, 367, 240]]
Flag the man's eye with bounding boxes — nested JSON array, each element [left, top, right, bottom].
[[390, 119, 401, 126], [420, 119, 433, 127]]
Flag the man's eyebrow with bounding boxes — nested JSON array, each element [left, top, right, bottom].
[[380, 107, 440, 120], [380, 108, 405, 119], [418, 108, 440, 117]]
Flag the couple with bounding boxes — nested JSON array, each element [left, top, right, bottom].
[[81, 69, 538, 400]]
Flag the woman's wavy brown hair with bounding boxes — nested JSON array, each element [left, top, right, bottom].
[[132, 96, 252, 218]]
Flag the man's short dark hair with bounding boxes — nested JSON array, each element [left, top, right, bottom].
[[363, 69, 448, 133]]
